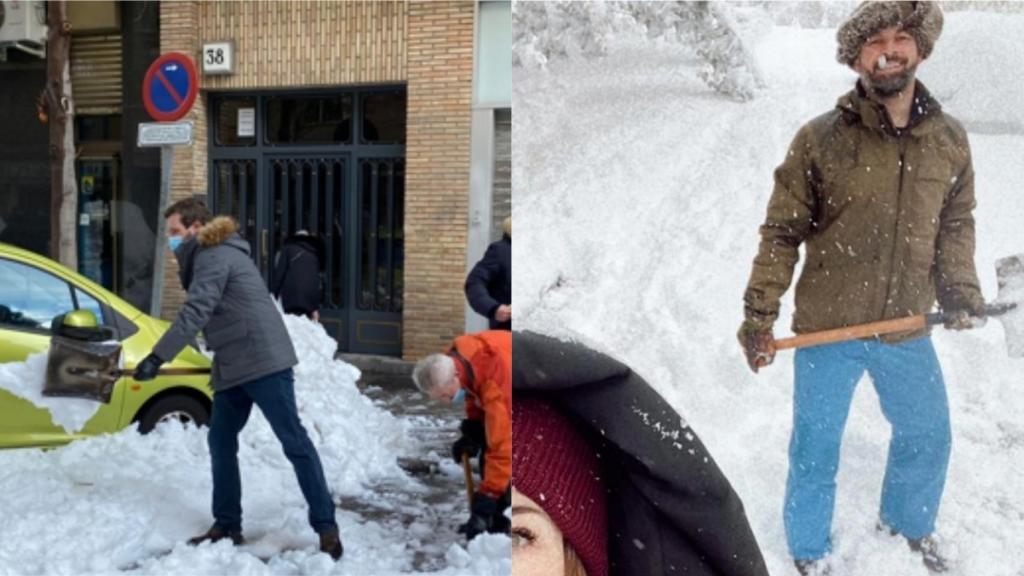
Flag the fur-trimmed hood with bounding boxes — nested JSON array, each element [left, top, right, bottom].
[[197, 216, 239, 247], [836, 1, 943, 66]]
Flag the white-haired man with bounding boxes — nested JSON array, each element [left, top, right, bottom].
[[412, 330, 511, 540]]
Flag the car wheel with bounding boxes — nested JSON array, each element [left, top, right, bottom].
[[138, 395, 210, 434]]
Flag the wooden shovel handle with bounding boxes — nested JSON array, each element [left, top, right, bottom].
[[154, 367, 212, 376], [115, 367, 212, 378], [774, 315, 928, 351], [461, 453, 475, 506]]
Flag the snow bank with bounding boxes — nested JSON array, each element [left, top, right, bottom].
[[514, 9, 1024, 576], [0, 351, 101, 433], [923, 12, 1024, 134], [433, 535, 512, 575], [0, 313, 439, 574]]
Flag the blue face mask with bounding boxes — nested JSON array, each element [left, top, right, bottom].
[[167, 235, 183, 252], [451, 388, 467, 404]]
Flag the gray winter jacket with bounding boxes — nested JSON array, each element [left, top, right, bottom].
[[153, 216, 298, 391]]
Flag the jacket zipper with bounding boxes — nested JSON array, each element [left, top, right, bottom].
[[883, 140, 907, 319]]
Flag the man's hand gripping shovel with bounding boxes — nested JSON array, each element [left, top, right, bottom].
[[42, 338, 209, 404], [752, 255, 1024, 364]]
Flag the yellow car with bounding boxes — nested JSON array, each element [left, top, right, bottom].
[[0, 242, 211, 449]]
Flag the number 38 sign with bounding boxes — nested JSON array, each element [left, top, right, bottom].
[[202, 41, 235, 75]]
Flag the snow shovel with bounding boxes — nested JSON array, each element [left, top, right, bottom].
[[773, 254, 1024, 357], [43, 336, 210, 404]]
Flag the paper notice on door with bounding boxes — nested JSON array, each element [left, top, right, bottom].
[[238, 108, 255, 137], [79, 213, 90, 226]]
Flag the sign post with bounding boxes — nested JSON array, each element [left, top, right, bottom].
[[139, 52, 199, 319]]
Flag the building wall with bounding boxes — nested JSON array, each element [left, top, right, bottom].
[[198, 1, 408, 88], [0, 63, 50, 256], [158, 1, 208, 321], [157, 0, 475, 359], [402, 1, 475, 359]]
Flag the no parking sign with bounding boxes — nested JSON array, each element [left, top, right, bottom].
[[142, 52, 199, 122], [139, 52, 199, 318]]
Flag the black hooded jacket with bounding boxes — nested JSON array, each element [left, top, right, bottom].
[[465, 234, 511, 330], [271, 234, 325, 315], [512, 331, 769, 576]]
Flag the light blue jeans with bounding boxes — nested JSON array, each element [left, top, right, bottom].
[[785, 337, 951, 561]]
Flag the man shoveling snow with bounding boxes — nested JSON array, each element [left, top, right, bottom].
[[133, 198, 344, 560], [739, 2, 980, 574], [412, 330, 512, 542]]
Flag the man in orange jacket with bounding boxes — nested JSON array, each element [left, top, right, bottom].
[[412, 330, 511, 540]]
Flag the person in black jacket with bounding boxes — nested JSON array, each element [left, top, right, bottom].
[[465, 216, 511, 330], [271, 231, 325, 321], [512, 331, 769, 576]]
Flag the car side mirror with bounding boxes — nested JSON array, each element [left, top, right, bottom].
[[51, 310, 115, 342]]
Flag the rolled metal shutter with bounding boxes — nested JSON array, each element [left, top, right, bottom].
[[70, 35, 122, 115]]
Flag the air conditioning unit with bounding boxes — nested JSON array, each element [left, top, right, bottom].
[[0, 0, 48, 61]]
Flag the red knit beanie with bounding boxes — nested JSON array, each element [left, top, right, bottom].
[[512, 397, 608, 576]]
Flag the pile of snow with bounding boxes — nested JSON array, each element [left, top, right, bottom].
[[433, 535, 511, 575], [514, 8, 1024, 576], [513, 1, 765, 100], [924, 12, 1024, 134], [0, 313, 500, 574], [0, 350, 101, 433]]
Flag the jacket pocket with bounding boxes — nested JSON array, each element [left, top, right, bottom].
[[793, 257, 877, 332], [204, 321, 247, 351]]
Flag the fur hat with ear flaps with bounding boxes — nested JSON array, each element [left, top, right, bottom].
[[836, 1, 944, 66]]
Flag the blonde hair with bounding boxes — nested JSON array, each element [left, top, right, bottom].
[[502, 216, 511, 237], [564, 542, 588, 576]]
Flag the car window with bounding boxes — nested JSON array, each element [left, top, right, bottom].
[[0, 259, 74, 330], [74, 287, 107, 326]]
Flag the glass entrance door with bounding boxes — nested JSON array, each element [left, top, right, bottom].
[[77, 157, 118, 292]]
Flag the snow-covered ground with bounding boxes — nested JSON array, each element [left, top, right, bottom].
[[0, 314, 510, 575], [514, 9, 1024, 576]]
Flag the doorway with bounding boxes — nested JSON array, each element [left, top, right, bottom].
[[209, 88, 406, 355]]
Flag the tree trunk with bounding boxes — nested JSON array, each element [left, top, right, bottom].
[[45, 1, 77, 268]]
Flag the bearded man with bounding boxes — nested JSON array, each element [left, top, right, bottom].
[[737, 3, 985, 574]]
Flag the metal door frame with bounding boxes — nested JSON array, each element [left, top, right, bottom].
[[208, 87, 406, 355]]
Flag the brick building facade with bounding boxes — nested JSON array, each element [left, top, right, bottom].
[[156, 0, 507, 359]]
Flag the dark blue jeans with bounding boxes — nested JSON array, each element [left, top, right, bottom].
[[208, 367, 337, 534]]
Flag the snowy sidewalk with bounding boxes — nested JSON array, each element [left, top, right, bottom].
[[0, 316, 510, 575]]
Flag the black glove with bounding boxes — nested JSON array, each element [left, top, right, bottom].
[[737, 319, 776, 373], [451, 419, 486, 464], [942, 292, 988, 331], [458, 493, 499, 541], [133, 353, 164, 382]]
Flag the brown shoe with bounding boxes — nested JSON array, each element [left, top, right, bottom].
[[187, 525, 244, 546], [907, 534, 949, 573], [319, 529, 344, 561]]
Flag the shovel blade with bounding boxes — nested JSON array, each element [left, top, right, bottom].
[[995, 254, 1024, 358], [43, 336, 123, 403]]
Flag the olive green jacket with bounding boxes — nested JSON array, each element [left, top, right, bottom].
[[743, 81, 984, 341]]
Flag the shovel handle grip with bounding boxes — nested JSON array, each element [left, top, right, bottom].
[[116, 367, 212, 378], [461, 453, 475, 507], [774, 314, 932, 351]]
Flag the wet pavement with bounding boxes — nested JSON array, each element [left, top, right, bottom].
[[348, 381, 472, 572]]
